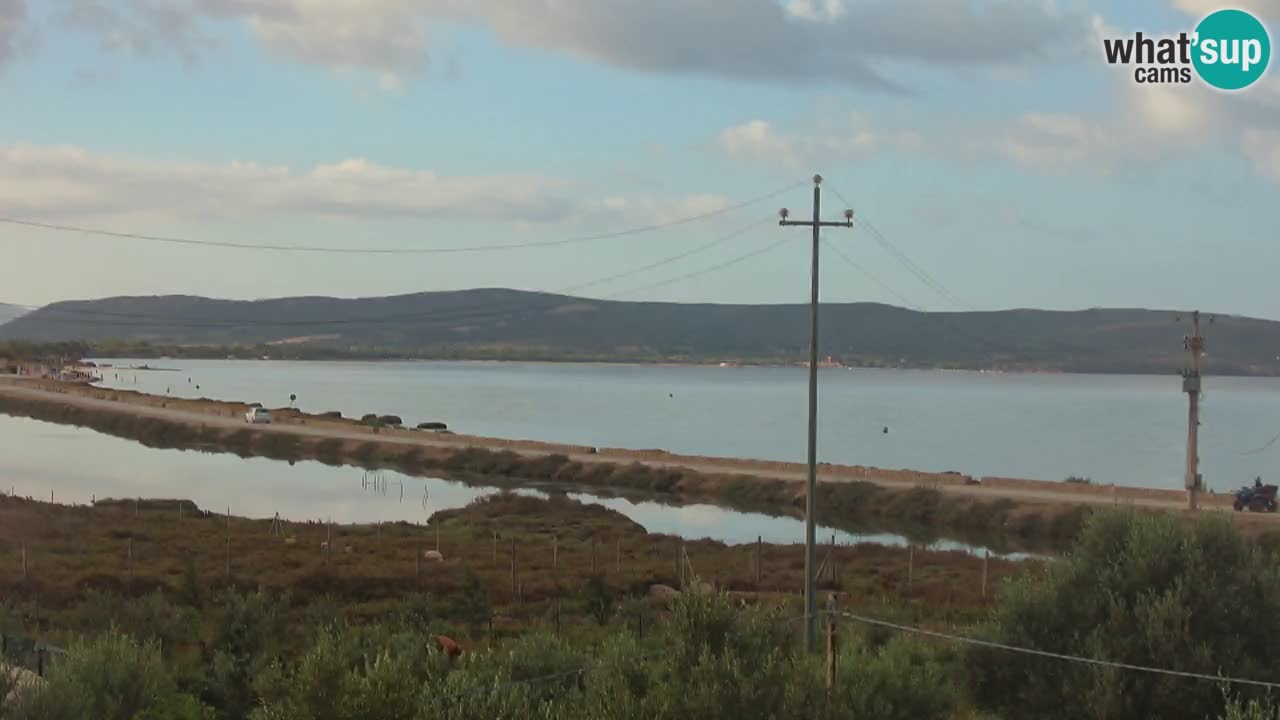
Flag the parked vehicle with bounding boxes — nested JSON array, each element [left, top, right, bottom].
[[1234, 481, 1278, 512], [245, 407, 272, 424]]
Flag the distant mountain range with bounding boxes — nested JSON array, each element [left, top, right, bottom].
[[1, 289, 1276, 375], [0, 303, 32, 326]]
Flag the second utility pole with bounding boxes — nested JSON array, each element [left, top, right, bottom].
[[1183, 310, 1204, 510], [780, 174, 854, 653]]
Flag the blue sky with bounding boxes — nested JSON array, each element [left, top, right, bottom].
[[1, 0, 1279, 319]]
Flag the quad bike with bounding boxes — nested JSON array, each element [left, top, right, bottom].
[[1234, 483, 1279, 512]]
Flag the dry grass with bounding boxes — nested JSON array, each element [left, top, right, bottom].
[[0, 492, 1033, 646]]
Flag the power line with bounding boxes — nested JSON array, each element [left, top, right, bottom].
[[821, 237, 919, 310], [0, 182, 801, 256], [18, 219, 773, 331], [824, 186, 966, 308], [834, 610, 1280, 690], [604, 234, 788, 299]]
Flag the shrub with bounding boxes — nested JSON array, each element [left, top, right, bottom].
[[6, 631, 212, 720], [968, 509, 1280, 720]]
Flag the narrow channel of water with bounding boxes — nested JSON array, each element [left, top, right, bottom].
[[0, 414, 1032, 559]]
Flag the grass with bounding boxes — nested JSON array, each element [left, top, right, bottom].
[[0, 492, 1033, 649]]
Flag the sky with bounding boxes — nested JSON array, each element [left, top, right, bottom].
[[1, 0, 1279, 318]]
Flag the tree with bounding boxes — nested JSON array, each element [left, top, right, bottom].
[[6, 631, 211, 720], [968, 509, 1280, 720]]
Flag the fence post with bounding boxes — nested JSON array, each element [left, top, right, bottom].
[[826, 595, 838, 693], [981, 550, 989, 599], [755, 535, 762, 590], [435, 526, 440, 554], [552, 535, 558, 571], [511, 539, 518, 598], [675, 542, 681, 588], [907, 545, 914, 591]]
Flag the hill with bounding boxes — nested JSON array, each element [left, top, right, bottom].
[[0, 302, 32, 326], [2, 289, 1277, 375]]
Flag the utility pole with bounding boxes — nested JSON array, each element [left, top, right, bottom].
[[1183, 311, 1204, 511], [779, 174, 854, 653]]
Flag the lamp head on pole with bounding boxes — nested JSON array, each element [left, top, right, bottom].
[[779, 208, 790, 222], [813, 174, 823, 186], [843, 209, 854, 222]]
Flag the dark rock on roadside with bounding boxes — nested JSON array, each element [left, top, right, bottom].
[[417, 421, 448, 431]]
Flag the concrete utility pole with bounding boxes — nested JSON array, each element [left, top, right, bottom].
[[779, 174, 854, 653], [1183, 311, 1204, 510]]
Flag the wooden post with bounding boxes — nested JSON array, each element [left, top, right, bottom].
[[552, 535, 558, 570], [981, 550, 989, 599], [675, 542, 681, 588], [826, 597, 838, 693], [178, 503, 183, 522], [50, 490, 53, 504], [907, 545, 914, 591], [226, 506, 231, 534], [435, 527, 440, 554], [755, 536, 762, 590]]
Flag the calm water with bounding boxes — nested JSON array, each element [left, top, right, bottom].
[[91, 359, 1280, 492], [0, 415, 1016, 555]]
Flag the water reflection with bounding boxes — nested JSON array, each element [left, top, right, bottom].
[[0, 414, 1029, 559]]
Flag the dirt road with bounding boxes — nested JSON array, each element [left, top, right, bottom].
[[0, 378, 1264, 520]]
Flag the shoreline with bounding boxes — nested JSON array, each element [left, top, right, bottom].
[[82, 354, 1280, 378], [2, 376, 1278, 549]]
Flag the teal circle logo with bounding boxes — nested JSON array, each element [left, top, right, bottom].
[[1192, 9, 1271, 91]]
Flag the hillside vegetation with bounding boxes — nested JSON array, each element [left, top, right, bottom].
[[3, 289, 1278, 374]]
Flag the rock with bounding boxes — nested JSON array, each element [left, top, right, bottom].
[[423, 550, 444, 562], [417, 422, 448, 431], [649, 584, 681, 600], [378, 415, 403, 426]]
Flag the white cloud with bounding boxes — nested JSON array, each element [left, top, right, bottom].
[[1172, 0, 1280, 19], [1243, 128, 1280, 182], [784, 0, 847, 22], [0, 0, 26, 66], [999, 112, 1122, 169], [68, 0, 1093, 90], [0, 144, 736, 232], [719, 114, 922, 170]]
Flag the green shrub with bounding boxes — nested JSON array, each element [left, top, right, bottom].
[[969, 509, 1280, 720]]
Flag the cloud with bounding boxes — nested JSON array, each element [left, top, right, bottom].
[[0, 144, 736, 232], [0, 144, 568, 223], [0, 0, 26, 66], [719, 115, 923, 170], [53, 0, 217, 64], [73, 0, 1093, 90], [1172, 0, 1280, 19], [1243, 128, 1280, 182]]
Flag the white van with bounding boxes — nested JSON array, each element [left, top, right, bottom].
[[245, 407, 272, 424]]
